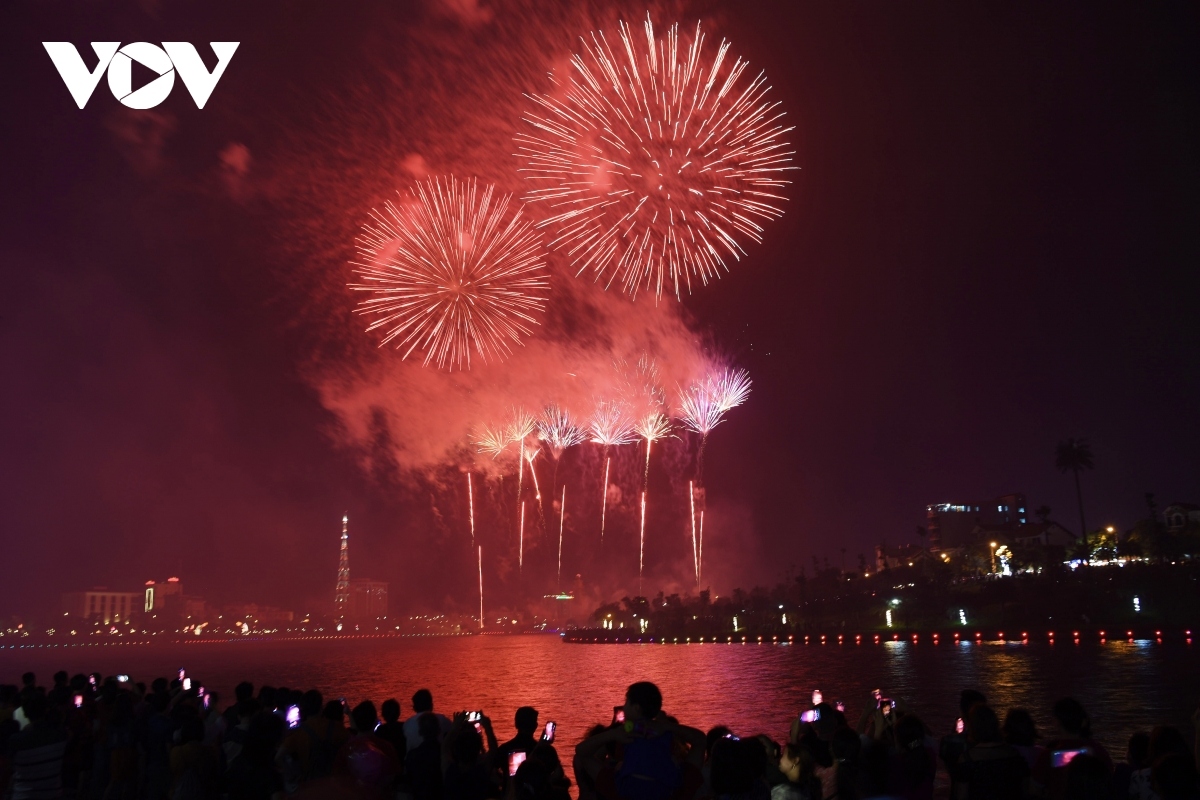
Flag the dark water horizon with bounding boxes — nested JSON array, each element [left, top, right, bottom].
[[2, 633, 1197, 763]]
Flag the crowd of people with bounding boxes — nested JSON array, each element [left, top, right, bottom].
[[1, 670, 1198, 800]]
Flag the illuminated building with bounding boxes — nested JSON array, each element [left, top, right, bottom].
[[926, 493, 1029, 549], [144, 576, 183, 613], [335, 515, 350, 617], [61, 589, 142, 624], [347, 579, 387, 619]]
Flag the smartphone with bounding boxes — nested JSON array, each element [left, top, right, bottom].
[[202, 693, 211, 710], [540, 721, 556, 743], [177, 668, 186, 682], [811, 689, 823, 706], [872, 688, 881, 701], [508, 751, 527, 777], [182, 678, 192, 691], [286, 705, 301, 729], [465, 710, 483, 723], [800, 709, 820, 724], [722, 732, 740, 741], [116, 674, 130, 683], [1051, 748, 1090, 768], [73, 694, 83, 708], [612, 706, 625, 725], [956, 717, 964, 734], [835, 701, 845, 713], [88, 674, 97, 687]]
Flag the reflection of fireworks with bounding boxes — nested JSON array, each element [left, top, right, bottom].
[[477, 545, 484, 630], [350, 176, 550, 369], [515, 16, 794, 300]]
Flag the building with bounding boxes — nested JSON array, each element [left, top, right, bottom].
[[335, 515, 350, 616], [926, 493, 1029, 549], [61, 589, 142, 624], [1164, 503, 1200, 533], [347, 579, 388, 620], [144, 577, 183, 613]]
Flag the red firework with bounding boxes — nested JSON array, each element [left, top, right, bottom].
[[515, 15, 795, 301], [350, 176, 550, 370]]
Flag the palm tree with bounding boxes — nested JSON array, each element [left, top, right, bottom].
[[1056, 438, 1094, 556]]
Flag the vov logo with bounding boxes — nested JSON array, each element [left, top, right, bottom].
[[42, 42, 239, 109]]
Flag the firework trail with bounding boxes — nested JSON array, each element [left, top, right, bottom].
[[679, 367, 751, 480], [538, 405, 586, 526], [639, 490, 647, 594], [467, 473, 475, 545], [689, 479, 698, 586], [680, 368, 749, 587], [478, 545, 484, 630], [557, 485, 567, 588], [350, 176, 550, 369], [634, 412, 672, 485], [515, 15, 795, 301], [589, 401, 636, 542], [519, 501, 526, 572], [525, 446, 544, 521], [506, 408, 536, 529]]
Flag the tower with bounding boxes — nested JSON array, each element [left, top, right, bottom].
[[335, 514, 350, 617]]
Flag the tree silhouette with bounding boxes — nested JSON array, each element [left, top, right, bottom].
[[1034, 505, 1051, 523], [1055, 438, 1094, 557]]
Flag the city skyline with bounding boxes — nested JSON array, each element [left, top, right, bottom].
[[2, 1, 1198, 616]]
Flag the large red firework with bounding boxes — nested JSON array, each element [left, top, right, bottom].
[[350, 177, 550, 370], [514, 15, 795, 301]]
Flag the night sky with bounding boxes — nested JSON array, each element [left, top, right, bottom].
[[2, 1, 1198, 617]]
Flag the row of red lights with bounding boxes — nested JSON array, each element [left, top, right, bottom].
[[569, 629, 1195, 645]]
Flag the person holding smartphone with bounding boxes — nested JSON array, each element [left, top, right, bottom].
[[493, 706, 540, 772], [442, 711, 500, 800]]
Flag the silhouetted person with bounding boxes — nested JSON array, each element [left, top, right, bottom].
[[495, 706, 539, 766], [407, 712, 445, 800], [377, 698, 407, 760], [404, 689, 452, 753], [334, 701, 399, 800], [9, 692, 68, 800], [949, 704, 1029, 799], [1032, 698, 1113, 799]]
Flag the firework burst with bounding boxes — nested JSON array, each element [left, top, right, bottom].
[[589, 402, 637, 447], [350, 176, 550, 369], [515, 15, 795, 301], [474, 424, 509, 458], [679, 368, 751, 435], [538, 405, 587, 458]]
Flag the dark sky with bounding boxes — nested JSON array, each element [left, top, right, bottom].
[[2, 1, 1198, 617]]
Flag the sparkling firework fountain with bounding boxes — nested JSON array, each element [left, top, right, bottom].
[[589, 401, 636, 543], [515, 15, 795, 301], [350, 177, 550, 369], [679, 368, 751, 587]]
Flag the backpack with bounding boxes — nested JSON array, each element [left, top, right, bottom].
[[615, 732, 681, 800]]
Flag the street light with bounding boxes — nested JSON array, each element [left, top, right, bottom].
[[990, 542, 998, 574]]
